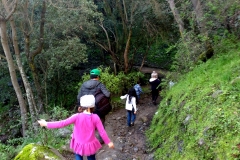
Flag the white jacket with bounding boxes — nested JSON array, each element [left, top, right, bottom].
[[120, 94, 137, 112]]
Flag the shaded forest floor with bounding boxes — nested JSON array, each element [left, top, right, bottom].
[[63, 90, 159, 160]]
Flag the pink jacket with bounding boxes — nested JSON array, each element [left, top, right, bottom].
[[47, 113, 110, 156]]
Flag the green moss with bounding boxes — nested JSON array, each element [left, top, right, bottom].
[[14, 143, 62, 160]]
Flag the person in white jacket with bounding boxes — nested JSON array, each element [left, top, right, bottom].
[[120, 88, 137, 127]]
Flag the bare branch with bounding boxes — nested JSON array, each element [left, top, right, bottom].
[[99, 22, 112, 51], [0, 54, 7, 60], [108, 28, 118, 48], [93, 40, 108, 52], [130, 1, 139, 25], [31, 0, 46, 58], [122, 0, 128, 22], [4, 0, 18, 21]]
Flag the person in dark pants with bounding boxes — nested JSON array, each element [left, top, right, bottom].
[[77, 68, 110, 143], [149, 71, 161, 105]]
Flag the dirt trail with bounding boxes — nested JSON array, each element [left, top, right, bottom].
[[64, 91, 159, 160]]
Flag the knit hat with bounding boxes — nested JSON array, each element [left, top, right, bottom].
[[80, 95, 95, 108], [90, 69, 101, 76]]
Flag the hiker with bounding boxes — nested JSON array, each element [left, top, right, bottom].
[[120, 88, 138, 127], [149, 71, 161, 105], [77, 68, 110, 143], [133, 80, 143, 104], [38, 95, 114, 160], [77, 69, 110, 104]]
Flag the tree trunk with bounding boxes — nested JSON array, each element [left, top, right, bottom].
[[167, 0, 185, 36], [140, 43, 151, 71], [0, 19, 28, 136], [191, 0, 214, 61], [23, 0, 46, 113], [3, 0, 39, 132], [191, 0, 206, 35], [123, 29, 132, 73], [9, 16, 38, 131]]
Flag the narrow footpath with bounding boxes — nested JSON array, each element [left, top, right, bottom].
[[64, 91, 159, 160]]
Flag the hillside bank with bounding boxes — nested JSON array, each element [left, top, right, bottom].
[[147, 49, 240, 159]]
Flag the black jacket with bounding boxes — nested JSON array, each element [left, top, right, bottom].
[[149, 78, 161, 91], [77, 79, 110, 105]]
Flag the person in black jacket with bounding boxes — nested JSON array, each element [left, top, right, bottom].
[[77, 69, 110, 103], [77, 68, 110, 143], [149, 71, 161, 105]]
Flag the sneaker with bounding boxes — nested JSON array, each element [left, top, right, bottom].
[[131, 122, 134, 126]]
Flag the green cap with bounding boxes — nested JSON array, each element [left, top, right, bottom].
[[90, 69, 101, 76]]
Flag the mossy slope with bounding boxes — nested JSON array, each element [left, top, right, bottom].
[[147, 50, 240, 159], [14, 143, 64, 160]]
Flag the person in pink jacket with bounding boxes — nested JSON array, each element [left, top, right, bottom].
[[38, 95, 114, 160]]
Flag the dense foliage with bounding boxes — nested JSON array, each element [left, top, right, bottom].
[[77, 67, 145, 95]]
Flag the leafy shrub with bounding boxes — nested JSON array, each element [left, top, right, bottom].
[[213, 33, 240, 54], [77, 66, 144, 95], [0, 143, 18, 160], [48, 105, 70, 120]]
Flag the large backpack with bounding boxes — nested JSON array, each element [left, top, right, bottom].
[[94, 84, 112, 118]]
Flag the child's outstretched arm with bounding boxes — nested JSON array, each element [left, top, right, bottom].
[[120, 94, 127, 99], [37, 114, 77, 129]]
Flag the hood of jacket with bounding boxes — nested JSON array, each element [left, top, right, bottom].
[[82, 79, 100, 89]]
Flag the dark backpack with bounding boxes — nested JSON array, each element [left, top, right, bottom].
[[94, 87, 112, 118]]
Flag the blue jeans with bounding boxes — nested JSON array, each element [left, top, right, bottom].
[[75, 153, 96, 160], [127, 110, 136, 126]]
